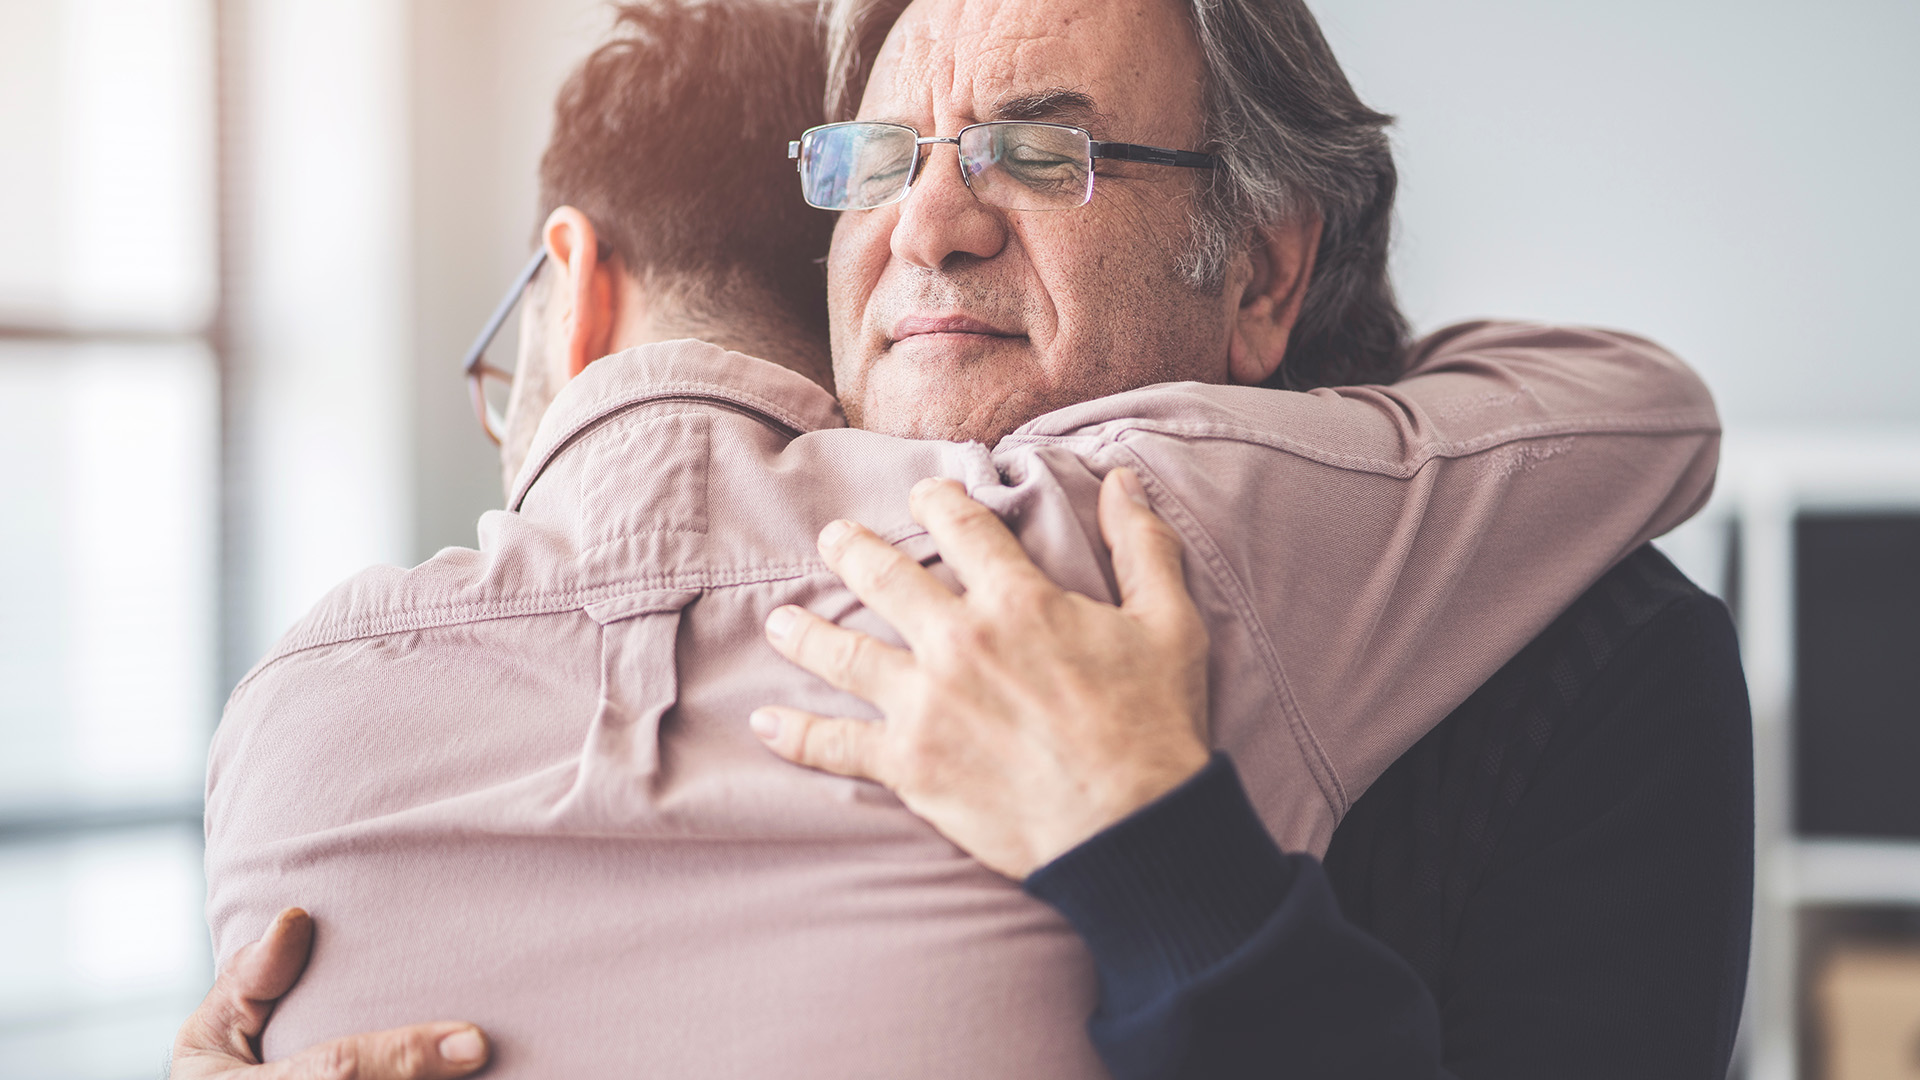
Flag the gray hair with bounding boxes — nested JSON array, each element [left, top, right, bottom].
[[821, 0, 1408, 389]]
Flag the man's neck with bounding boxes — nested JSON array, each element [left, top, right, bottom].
[[638, 311, 832, 392], [610, 274, 833, 392]]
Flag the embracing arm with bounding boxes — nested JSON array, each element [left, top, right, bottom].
[[1027, 591, 1754, 1080], [1012, 321, 1720, 849], [756, 473, 1749, 1080], [754, 472, 1454, 1078], [753, 321, 1725, 1076]]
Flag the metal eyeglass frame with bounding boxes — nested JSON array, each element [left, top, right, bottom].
[[788, 120, 1218, 212], [461, 249, 547, 446]]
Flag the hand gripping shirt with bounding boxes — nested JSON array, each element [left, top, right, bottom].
[[204, 320, 1720, 1078]]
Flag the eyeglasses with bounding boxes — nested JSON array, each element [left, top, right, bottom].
[[461, 249, 547, 446], [788, 120, 1217, 213]]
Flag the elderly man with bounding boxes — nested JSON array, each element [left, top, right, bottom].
[[759, 6, 1751, 1077], [172, 0, 1745, 1077]]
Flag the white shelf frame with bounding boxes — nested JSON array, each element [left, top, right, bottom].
[[1782, 840, 1920, 908], [1694, 431, 1920, 1080]]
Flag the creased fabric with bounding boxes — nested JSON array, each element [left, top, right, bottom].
[[205, 322, 1718, 1077]]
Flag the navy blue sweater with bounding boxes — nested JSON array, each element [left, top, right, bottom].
[[1025, 546, 1754, 1079]]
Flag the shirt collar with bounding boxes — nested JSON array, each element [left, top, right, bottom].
[[508, 339, 845, 510]]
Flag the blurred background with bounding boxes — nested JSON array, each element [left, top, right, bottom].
[[0, 1, 1914, 1077]]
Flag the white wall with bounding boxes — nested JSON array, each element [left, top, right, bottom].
[[216, 0, 619, 649], [409, 0, 611, 558], [1310, 0, 1920, 430], [236, 0, 414, 657]]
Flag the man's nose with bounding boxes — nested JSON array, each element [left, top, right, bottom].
[[889, 148, 1009, 270]]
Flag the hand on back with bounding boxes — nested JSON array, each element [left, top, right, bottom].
[[753, 468, 1212, 879], [169, 908, 488, 1080]]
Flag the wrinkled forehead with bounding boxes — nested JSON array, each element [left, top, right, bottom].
[[858, 0, 1206, 145]]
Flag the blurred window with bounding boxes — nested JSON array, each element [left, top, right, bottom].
[[0, 0, 219, 1076]]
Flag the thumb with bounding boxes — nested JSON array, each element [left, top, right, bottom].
[[750, 707, 890, 784], [229, 907, 314, 1001], [1099, 468, 1196, 623], [174, 908, 315, 1067]]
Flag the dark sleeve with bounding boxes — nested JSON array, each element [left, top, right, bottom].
[[1427, 593, 1754, 1079], [1023, 591, 1752, 1080], [1023, 755, 1450, 1080]]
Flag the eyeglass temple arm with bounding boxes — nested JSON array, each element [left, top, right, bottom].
[[461, 249, 549, 376], [1089, 141, 1217, 169]]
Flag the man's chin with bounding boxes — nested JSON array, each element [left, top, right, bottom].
[[847, 341, 1049, 444], [849, 382, 1041, 445]]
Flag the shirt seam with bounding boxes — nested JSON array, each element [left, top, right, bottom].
[[236, 561, 829, 690], [235, 519, 939, 692], [1001, 408, 1719, 479], [1105, 444, 1350, 822]]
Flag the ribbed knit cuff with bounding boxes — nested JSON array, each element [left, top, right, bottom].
[[1023, 754, 1297, 1015]]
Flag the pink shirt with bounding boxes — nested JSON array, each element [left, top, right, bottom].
[[205, 321, 1719, 1077]]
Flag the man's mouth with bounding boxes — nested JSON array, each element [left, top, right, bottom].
[[888, 313, 1023, 343]]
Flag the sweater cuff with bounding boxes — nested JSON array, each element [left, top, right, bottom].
[[1023, 753, 1297, 1014]]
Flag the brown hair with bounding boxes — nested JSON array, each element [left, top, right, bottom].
[[822, 0, 1407, 390], [540, 0, 831, 329]]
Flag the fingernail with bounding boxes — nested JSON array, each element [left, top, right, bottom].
[[1114, 468, 1149, 507], [260, 907, 295, 943], [765, 605, 799, 642], [911, 476, 943, 498], [439, 1028, 485, 1064], [749, 709, 782, 740], [818, 519, 853, 549]]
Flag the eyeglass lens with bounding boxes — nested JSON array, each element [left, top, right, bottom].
[[799, 122, 1095, 213], [800, 123, 914, 210], [959, 123, 1093, 210], [475, 364, 514, 443]]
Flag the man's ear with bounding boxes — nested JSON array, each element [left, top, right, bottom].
[[540, 206, 618, 381], [1226, 215, 1322, 386]]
